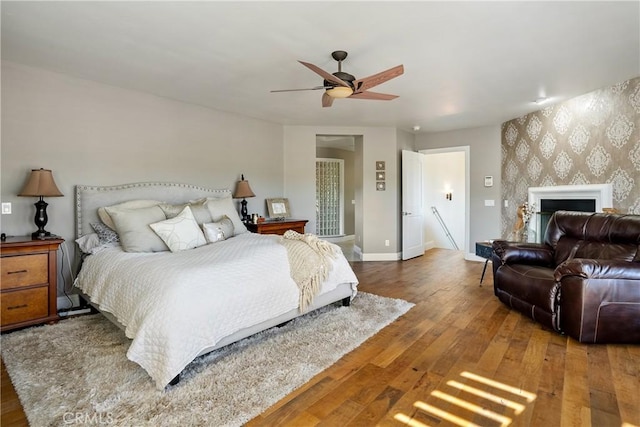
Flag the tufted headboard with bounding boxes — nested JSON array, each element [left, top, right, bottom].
[[75, 182, 231, 238]]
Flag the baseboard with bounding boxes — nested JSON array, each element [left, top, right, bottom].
[[59, 307, 93, 317], [362, 252, 401, 261], [351, 245, 400, 261], [465, 253, 487, 262], [424, 240, 435, 250]]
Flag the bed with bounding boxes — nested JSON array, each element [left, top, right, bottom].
[[73, 182, 358, 390]]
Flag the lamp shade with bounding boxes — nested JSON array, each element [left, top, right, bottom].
[[232, 175, 255, 199], [18, 168, 63, 197]]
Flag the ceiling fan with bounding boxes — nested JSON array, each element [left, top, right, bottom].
[[271, 50, 404, 108]]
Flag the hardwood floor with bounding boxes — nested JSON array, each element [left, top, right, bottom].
[[2, 249, 638, 426]]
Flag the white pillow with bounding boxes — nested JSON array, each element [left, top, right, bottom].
[[202, 216, 235, 243], [204, 196, 247, 235], [150, 206, 207, 252], [75, 233, 101, 254], [98, 199, 161, 230], [106, 205, 168, 252]]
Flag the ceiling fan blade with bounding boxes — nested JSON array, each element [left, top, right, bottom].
[[271, 86, 330, 93], [349, 91, 398, 100], [322, 92, 334, 108], [298, 61, 351, 87], [353, 65, 404, 93]]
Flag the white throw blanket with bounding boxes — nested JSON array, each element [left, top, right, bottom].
[[75, 233, 358, 389], [279, 230, 339, 311]]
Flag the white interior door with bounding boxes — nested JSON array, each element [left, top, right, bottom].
[[402, 150, 425, 260]]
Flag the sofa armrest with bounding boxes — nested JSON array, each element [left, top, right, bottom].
[[492, 240, 554, 267], [555, 258, 640, 281], [556, 258, 640, 343]]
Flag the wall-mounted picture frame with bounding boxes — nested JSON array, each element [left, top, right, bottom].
[[376, 171, 386, 181], [376, 182, 386, 191], [266, 198, 290, 219], [376, 161, 386, 171]]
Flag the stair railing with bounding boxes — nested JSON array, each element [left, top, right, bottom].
[[431, 206, 459, 250]]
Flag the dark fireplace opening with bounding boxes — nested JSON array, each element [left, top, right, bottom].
[[537, 198, 596, 241]]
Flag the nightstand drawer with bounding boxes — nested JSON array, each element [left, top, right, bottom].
[[0, 287, 49, 325], [1, 254, 48, 290]]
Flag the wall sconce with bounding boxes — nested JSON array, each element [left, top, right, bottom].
[[445, 192, 452, 201]]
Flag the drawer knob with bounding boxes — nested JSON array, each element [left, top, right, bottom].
[[7, 269, 28, 275], [7, 304, 28, 310]]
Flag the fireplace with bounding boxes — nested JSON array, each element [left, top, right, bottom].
[[537, 199, 596, 242], [527, 184, 613, 242]]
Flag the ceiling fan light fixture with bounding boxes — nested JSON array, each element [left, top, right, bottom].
[[326, 86, 353, 98]]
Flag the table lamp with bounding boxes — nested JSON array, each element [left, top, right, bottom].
[[18, 168, 64, 239], [232, 174, 255, 222]]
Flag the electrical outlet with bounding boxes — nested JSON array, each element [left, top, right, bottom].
[[1, 203, 11, 214], [385, 239, 390, 247]]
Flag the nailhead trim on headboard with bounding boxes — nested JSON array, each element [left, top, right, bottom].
[[75, 182, 231, 238]]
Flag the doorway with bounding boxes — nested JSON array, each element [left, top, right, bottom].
[[316, 135, 358, 260], [316, 158, 344, 237], [420, 147, 469, 253]]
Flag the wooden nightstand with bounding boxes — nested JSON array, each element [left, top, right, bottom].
[[246, 219, 308, 235], [1, 236, 63, 332]]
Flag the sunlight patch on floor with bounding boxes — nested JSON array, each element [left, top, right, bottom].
[[394, 370, 537, 427]]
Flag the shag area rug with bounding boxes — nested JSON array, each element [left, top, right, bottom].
[[2, 292, 413, 427]]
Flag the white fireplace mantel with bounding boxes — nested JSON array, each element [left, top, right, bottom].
[[528, 184, 613, 212], [527, 184, 613, 242]]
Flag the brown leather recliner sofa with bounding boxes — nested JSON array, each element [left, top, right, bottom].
[[492, 210, 640, 344]]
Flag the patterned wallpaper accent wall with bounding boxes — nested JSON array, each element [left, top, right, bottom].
[[501, 76, 640, 238]]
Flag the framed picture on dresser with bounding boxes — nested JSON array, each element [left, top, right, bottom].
[[266, 198, 290, 219]]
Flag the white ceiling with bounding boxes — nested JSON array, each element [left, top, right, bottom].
[[2, 1, 639, 133]]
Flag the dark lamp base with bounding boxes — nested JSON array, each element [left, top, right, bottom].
[[32, 230, 51, 240], [240, 198, 249, 222]]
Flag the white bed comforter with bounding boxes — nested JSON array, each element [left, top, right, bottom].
[[75, 233, 358, 389]]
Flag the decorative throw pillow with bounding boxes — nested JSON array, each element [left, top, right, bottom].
[[91, 222, 120, 244], [202, 216, 235, 243], [159, 200, 212, 225], [75, 233, 102, 254], [204, 195, 247, 235], [150, 206, 207, 252], [105, 205, 168, 252], [98, 199, 161, 230]]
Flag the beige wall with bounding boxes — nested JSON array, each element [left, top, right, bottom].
[[1, 62, 284, 294], [500, 76, 640, 238], [415, 125, 502, 254], [284, 126, 400, 259]]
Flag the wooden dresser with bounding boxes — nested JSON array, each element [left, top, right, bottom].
[[246, 219, 308, 235], [1, 236, 63, 332]]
